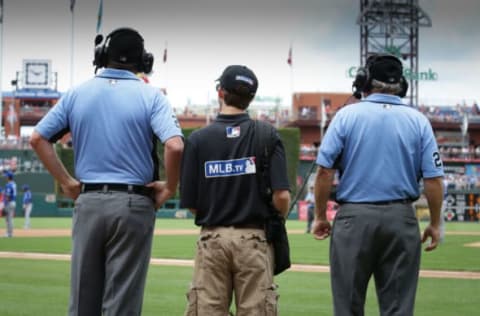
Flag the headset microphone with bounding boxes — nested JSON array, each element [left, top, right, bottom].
[[93, 34, 105, 73], [94, 34, 104, 46]]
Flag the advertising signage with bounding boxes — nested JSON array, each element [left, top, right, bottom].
[[347, 66, 438, 81], [444, 192, 480, 222]]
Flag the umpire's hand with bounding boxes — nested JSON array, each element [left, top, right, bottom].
[[421, 224, 440, 251], [61, 178, 81, 201], [312, 217, 331, 240], [146, 181, 175, 209]]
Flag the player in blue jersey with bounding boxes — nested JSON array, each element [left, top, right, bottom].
[[30, 27, 184, 316], [3, 171, 16, 237], [304, 185, 315, 233], [313, 54, 444, 316], [22, 184, 33, 229]]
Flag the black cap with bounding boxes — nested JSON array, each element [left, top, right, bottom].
[[107, 28, 144, 65], [368, 54, 403, 84], [217, 65, 258, 97]]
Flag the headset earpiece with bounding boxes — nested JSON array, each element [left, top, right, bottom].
[[93, 32, 112, 73], [141, 52, 154, 74], [398, 76, 409, 98], [352, 67, 368, 99]]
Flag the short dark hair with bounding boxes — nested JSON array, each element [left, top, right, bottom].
[[370, 79, 402, 95], [222, 90, 254, 110], [106, 60, 137, 73]]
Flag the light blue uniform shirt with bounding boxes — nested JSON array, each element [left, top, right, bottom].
[[317, 93, 444, 203], [35, 68, 182, 184]]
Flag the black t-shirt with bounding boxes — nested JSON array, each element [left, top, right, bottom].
[[180, 113, 290, 227]]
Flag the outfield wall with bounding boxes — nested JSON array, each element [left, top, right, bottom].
[[2, 149, 477, 222], [8, 196, 299, 220], [4, 190, 478, 222]]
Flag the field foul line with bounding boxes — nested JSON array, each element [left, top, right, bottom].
[[0, 251, 479, 280]]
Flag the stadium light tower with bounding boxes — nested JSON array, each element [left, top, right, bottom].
[[357, 0, 431, 106]]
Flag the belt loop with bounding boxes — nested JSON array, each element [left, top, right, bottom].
[[127, 184, 133, 194], [102, 184, 108, 193]]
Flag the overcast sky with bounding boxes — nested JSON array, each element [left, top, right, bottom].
[[1, 0, 479, 108]]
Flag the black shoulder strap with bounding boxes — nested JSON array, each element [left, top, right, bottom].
[[151, 134, 160, 181], [253, 120, 276, 204]]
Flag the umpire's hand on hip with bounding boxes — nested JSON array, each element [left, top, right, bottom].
[[61, 178, 81, 201], [146, 181, 175, 209]]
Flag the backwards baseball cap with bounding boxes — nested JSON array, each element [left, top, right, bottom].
[[107, 28, 145, 65], [367, 54, 403, 84], [217, 65, 258, 97]]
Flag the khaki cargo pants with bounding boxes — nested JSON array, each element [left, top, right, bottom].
[[184, 226, 279, 316]]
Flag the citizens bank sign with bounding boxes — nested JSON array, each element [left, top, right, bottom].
[[346, 66, 439, 81]]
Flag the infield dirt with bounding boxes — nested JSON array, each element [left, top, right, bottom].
[[1, 228, 479, 279]]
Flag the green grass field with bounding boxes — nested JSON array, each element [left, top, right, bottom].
[[0, 218, 479, 315]]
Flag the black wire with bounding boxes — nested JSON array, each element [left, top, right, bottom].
[[288, 159, 317, 215]]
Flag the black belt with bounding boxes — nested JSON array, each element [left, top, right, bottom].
[[338, 198, 414, 205], [81, 183, 153, 198], [203, 223, 264, 230], [232, 223, 264, 229]]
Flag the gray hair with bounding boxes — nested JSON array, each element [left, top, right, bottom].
[[370, 79, 402, 95]]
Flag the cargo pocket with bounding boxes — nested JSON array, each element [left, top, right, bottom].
[[237, 232, 269, 270], [265, 284, 279, 316], [185, 285, 198, 316]]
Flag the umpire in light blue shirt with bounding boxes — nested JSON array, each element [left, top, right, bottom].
[[30, 27, 184, 316], [313, 54, 444, 316]]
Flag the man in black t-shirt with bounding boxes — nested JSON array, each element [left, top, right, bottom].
[[180, 65, 290, 316]]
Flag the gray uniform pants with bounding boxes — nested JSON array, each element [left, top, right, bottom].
[[4, 201, 16, 237], [69, 191, 156, 316], [24, 203, 33, 229], [330, 203, 421, 316]]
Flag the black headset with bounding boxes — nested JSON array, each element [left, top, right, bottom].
[[93, 27, 154, 74], [352, 54, 408, 99]]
